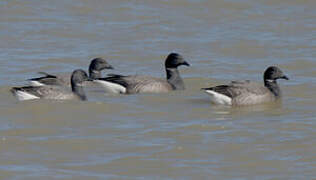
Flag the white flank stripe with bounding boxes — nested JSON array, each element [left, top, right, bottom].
[[29, 81, 45, 86], [93, 80, 126, 94], [204, 90, 232, 105], [15, 90, 40, 101]]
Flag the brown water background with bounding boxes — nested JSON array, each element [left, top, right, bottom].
[[0, 0, 315, 179]]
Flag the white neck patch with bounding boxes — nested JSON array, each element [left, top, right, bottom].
[[266, 79, 275, 83], [91, 70, 100, 74]]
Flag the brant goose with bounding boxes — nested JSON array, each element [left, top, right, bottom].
[[93, 53, 190, 94], [11, 69, 91, 101], [28, 57, 113, 87], [202, 66, 289, 106]]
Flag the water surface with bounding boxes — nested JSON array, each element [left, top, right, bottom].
[[0, 0, 315, 179]]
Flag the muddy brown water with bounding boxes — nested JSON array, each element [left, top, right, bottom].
[[0, 0, 315, 179]]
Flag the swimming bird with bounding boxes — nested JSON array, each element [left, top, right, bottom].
[[93, 53, 190, 94], [11, 69, 91, 101], [28, 57, 113, 87], [201, 66, 289, 106]]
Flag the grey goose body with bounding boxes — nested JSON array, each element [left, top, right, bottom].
[[202, 66, 289, 106], [94, 53, 190, 94], [11, 69, 91, 101], [28, 58, 113, 87]]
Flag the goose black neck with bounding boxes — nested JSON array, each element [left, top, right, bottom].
[[264, 80, 281, 98], [166, 68, 185, 90], [71, 82, 87, 100], [89, 68, 101, 79]]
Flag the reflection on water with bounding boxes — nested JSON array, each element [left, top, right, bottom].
[[0, 0, 315, 179]]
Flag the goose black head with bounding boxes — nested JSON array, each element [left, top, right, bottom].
[[89, 57, 114, 72], [71, 69, 90, 85], [165, 53, 190, 69], [264, 66, 289, 82]]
